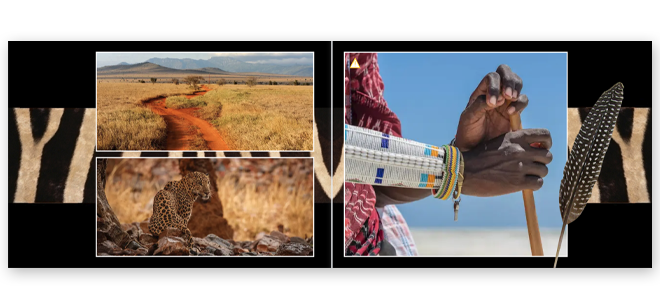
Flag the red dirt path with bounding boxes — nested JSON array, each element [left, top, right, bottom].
[[144, 85, 229, 150]]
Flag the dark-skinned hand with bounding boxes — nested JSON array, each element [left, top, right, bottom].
[[461, 128, 553, 197], [374, 128, 553, 206], [455, 64, 528, 152]]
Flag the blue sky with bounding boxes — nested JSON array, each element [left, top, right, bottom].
[[96, 52, 313, 67], [374, 52, 567, 228]]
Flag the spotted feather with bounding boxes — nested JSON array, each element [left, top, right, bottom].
[[555, 82, 624, 267]]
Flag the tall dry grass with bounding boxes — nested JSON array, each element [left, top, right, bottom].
[[166, 95, 207, 109], [97, 82, 193, 150], [104, 159, 313, 241], [194, 85, 313, 150], [219, 170, 314, 240], [104, 159, 180, 224]]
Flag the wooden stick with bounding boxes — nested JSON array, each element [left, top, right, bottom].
[[508, 102, 544, 256]]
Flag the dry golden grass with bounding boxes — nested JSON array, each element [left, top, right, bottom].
[[104, 161, 178, 224], [97, 81, 312, 151], [219, 171, 313, 241], [97, 82, 194, 150], [194, 85, 313, 150], [104, 159, 313, 241], [166, 95, 206, 109]]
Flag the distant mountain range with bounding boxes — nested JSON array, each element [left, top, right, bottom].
[[97, 62, 232, 75], [147, 57, 313, 77]]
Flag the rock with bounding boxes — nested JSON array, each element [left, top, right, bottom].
[[159, 227, 183, 238], [255, 236, 280, 252], [147, 243, 158, 255], [306, 236, 313, 245], [127, 228, 141, 240], [109, 248, 124, 256], [101, 224, 133, 250], [139, 234, 158, 246], [97, 231, 108, 243], [269, 230, 289, 243], [97, 217, 105, 229], [121, 223, 143, 240], [276, 242, 312, 256], [198, 253, 214, 256], [195, 236, 233, 255], [97, 253, 110, 256], [233, 246, 248, 255], [290, 237, 306, 244], [138, 221, 150, 234], [125, 240, 141, 250], [240, 252, 257, 256], [190, 247, 199, 256], [153, 237, 190, 256], [193, 237, 212, 248], [204, 234, 232, 248], [98, 240, 121, 253], [135, 247, 148, 256], [240, 241, 254, 249], [257, 252, 274, 256], [214, 247, 233, 256], [255, 232, 267, 240]]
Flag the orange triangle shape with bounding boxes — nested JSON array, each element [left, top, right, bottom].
[[349, 58, 360, 69]]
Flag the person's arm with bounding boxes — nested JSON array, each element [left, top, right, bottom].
[[372, 128, 552, 207], [374, 186, 431, 207]]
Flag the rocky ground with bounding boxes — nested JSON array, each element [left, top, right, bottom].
[[97, 219, 313, 256]]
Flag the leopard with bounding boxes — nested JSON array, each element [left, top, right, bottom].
[[148, 171, 211, 248]]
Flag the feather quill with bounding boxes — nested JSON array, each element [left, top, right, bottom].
[[555, 82, 624, 268]]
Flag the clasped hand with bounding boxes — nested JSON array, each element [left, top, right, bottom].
[[457, 65, 553, 197]]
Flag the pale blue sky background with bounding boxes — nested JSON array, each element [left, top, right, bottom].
[[96, 52, 313, 67], [375, 52, 567, 228]]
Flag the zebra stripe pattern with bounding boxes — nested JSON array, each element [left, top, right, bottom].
[[9, 108, 336, 204], [567, 107, 652, 203]]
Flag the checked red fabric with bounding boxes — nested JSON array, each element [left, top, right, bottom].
[[344, 53, 417, 256]]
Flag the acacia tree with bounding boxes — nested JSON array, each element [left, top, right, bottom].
[[217, 78, 226, 86], [246, 77, 257, 88], [183, 75, 204, 90], [150, 78, 157, 84]]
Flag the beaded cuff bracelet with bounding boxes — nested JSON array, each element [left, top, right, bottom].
[[344, 124, 461, 200], [431, 145, 462, 200]]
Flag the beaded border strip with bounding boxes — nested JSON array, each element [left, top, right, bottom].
[[432, 145, 461, 200]]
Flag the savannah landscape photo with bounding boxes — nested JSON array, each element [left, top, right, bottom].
[[96, 52, 314, 151]]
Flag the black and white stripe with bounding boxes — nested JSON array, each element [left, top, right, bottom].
[[9, 108, 336, 204], [567, 107, 652, 203]]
